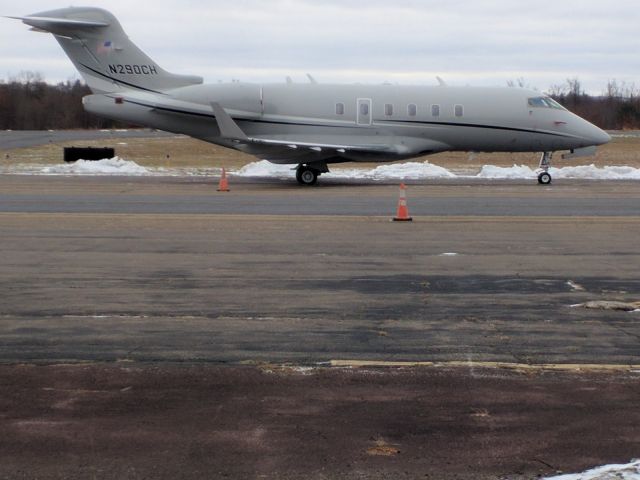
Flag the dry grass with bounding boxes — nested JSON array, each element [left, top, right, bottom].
[[366, 438, 401, 457], [3, 132, 640, 170], [2, 136, 252, 169]]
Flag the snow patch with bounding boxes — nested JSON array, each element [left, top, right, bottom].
[[39, 157, 148, 176], [359, 161, 456, 179], [611, 132, 640, 138], [439, 253, 459, 257], [236, 161, 293, 178], [478, 164, 640, 180], [543, 459, 640, 479], [554, 165, 640, 180], [291, 366, 315, 375], [567, 281, 585, 292], [477, 164, 537, 179], [574, 301, 640, 312]]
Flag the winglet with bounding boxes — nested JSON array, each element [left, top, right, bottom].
[[210, 102, 248, 141]]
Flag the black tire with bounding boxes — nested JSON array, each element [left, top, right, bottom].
[[296, 166, 318, 186], [538, 172, 552, 185]]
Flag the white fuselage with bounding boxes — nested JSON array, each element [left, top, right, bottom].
[[84, 82, 610, 165]]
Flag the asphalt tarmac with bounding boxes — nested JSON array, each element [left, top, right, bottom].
[[1, 175, 640, 216], [1, 175, 639, 365], [1, 174, 639, 479], [0, 129, 175, 150]]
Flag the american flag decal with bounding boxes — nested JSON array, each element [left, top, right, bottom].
[[97, 40, 113, 55]]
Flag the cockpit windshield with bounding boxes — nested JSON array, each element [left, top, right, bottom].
[[528, 96, 567, 110]]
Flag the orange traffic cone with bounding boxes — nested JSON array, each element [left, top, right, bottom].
[[393, 183, 413, 222], [217, 168, 230, 192]]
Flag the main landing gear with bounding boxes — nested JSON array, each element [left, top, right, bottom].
[[537, 152, 553, 185], [296, 165, 319, 185], [295, 163, 329, 186]]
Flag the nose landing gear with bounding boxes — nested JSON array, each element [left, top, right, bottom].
[[537, 171, 552, 185], [537, 152, 553, 185]]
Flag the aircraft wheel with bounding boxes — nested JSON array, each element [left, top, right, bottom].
[[538, 171, 552, 185], [296, 166, 318, 186]]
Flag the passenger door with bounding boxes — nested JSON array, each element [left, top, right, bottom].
[[357, 98, 372, 126]]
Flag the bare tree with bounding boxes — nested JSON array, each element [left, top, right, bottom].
[[0, 72, 127, 129]]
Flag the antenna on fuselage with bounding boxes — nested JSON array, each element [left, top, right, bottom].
[[436, 76, 447, 87], [306, 73, 318, 84], [286, 76, 293, 84]]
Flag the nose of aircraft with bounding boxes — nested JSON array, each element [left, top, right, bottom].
[[583, 121, 611, 146]]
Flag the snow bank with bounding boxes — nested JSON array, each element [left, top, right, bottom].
[[236, 161, 293, 178], [236, 160, 457, 180], [40, 157, 149, 175], [477, 164, 537, 179], [543, 459, 640, 479], [362, 161, 456, 179], [3, 157, 640, 180], [477, 164, 640, 180], [236, 160, 640, 181], [611, 132, 640, 138], [553, 165, 640, 180]]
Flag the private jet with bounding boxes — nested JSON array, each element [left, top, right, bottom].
[[8, 7, 611, 185]]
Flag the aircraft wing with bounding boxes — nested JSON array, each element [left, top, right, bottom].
[[210, 102, 419, 155]]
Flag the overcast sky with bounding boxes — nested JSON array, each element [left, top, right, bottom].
[[1, 0, 638, 93]]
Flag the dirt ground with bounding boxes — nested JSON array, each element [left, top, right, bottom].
[[1, 364, 639, 480], [2, 131, 639, 171]]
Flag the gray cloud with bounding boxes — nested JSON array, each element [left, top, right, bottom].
[[1, 0, 638, 93]]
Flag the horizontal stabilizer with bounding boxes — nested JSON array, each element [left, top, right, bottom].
[[6, 15, 109, 31]]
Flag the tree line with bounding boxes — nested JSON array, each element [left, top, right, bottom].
[[1, 72, 640, 130], [0, 72, 123, 130], [548, 78, 640, 130]]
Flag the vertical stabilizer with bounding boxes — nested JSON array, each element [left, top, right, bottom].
[[11, 7, 203, 93]]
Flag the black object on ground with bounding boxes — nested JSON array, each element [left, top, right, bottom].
[[63, 146, 115, 163]]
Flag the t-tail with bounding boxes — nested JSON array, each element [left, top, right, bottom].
[[8, 7, 203, 94]]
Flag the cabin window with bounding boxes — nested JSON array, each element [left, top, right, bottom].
[[335, 103, 345, 115], [408, 104, 417, 117], [455, 104, 464, 117], [360, 103, 369, 116], [431, 104, 440, 117], [384, 103, 394, 116]]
